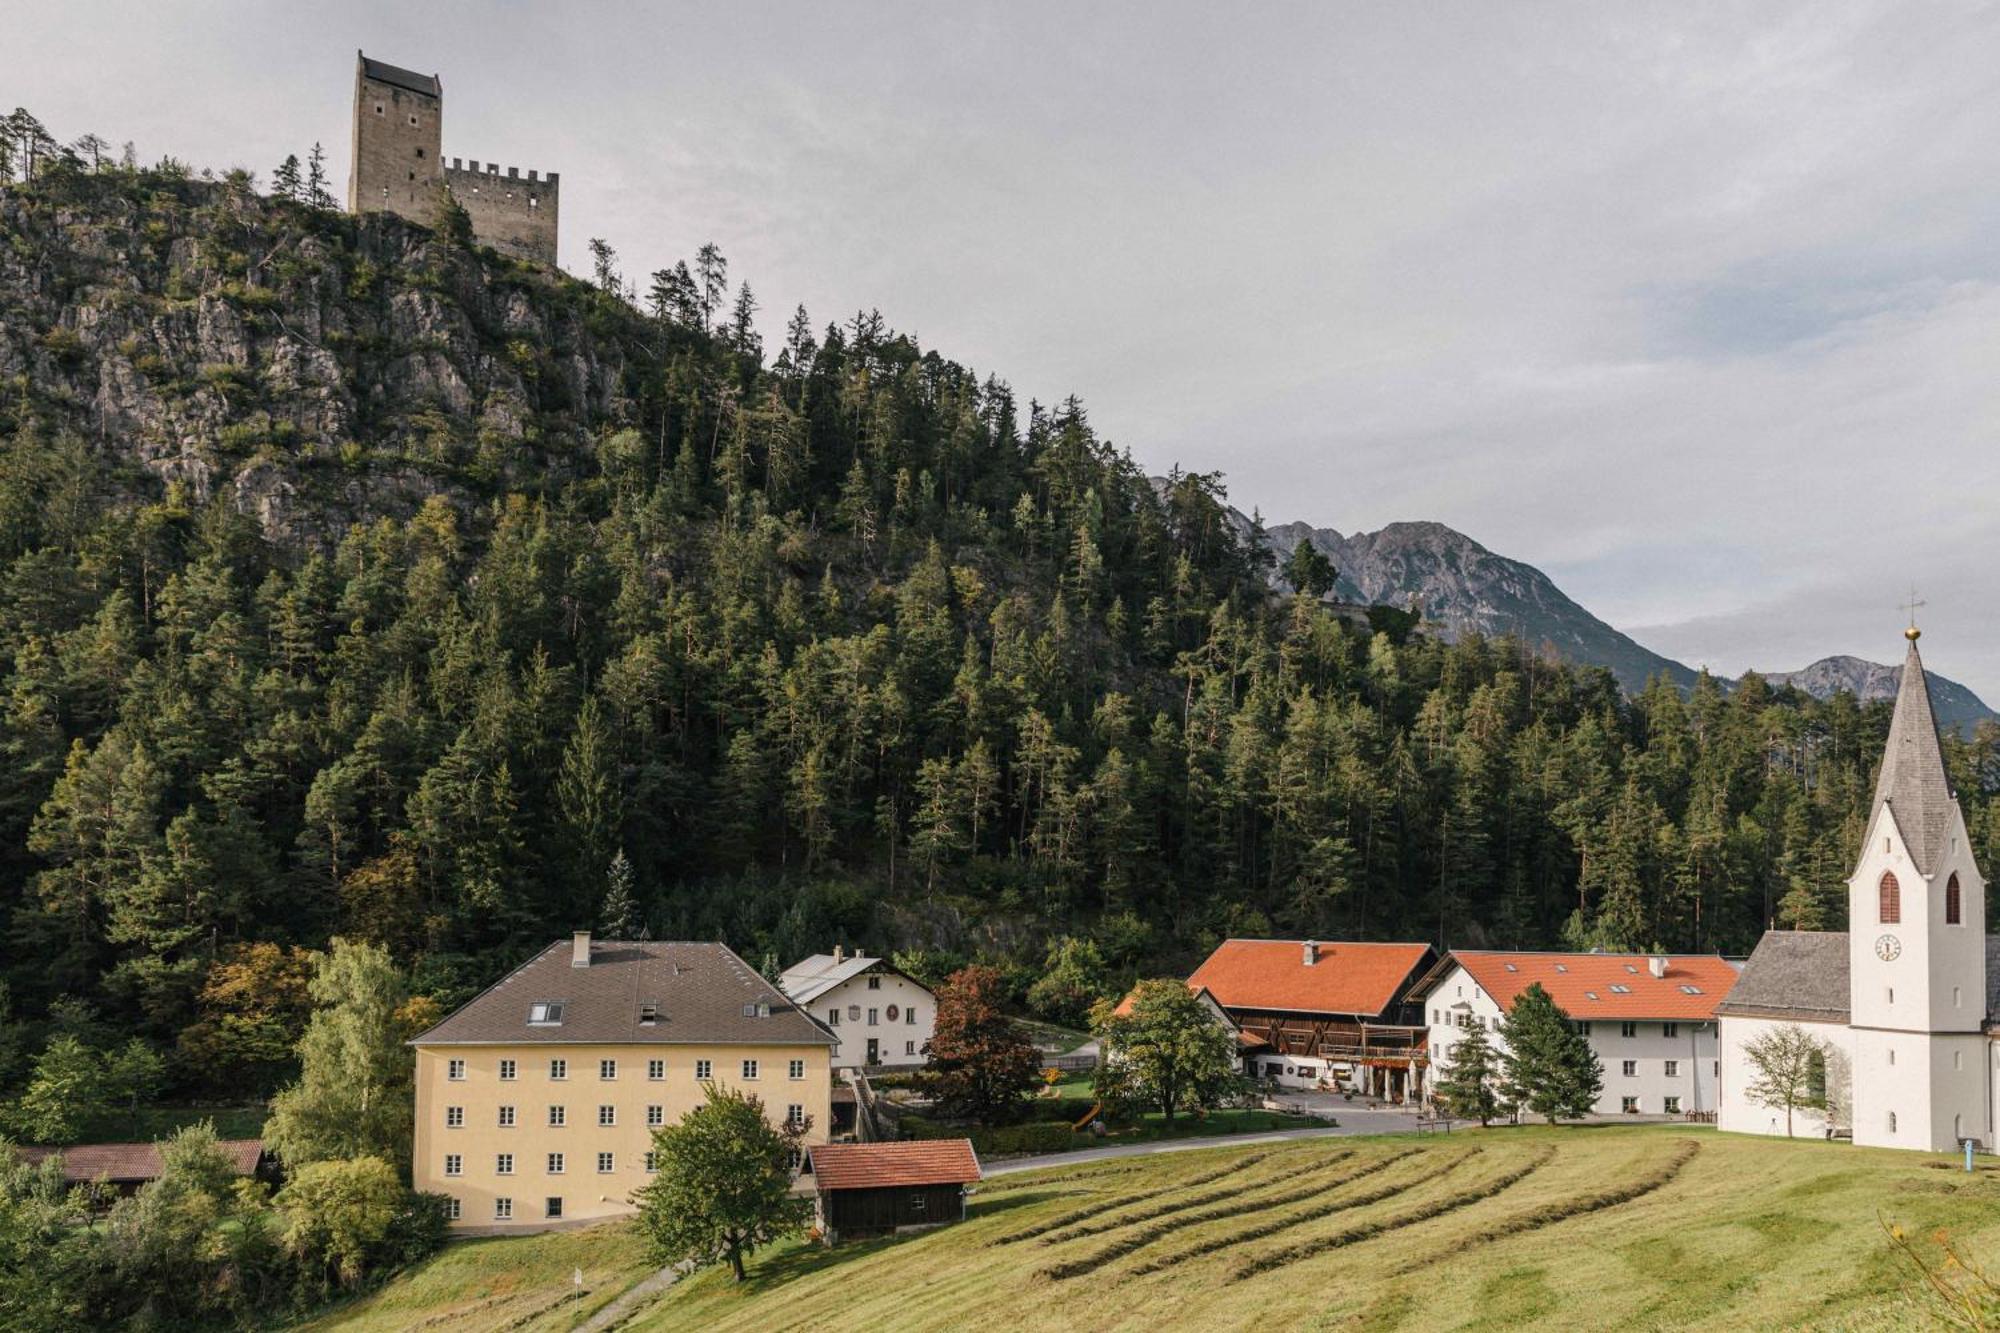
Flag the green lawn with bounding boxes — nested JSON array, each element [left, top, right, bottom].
[[299, 1126, 2000, 1331], [643, 1126, 2000, 1331], [292, 1221, 652, 1332]]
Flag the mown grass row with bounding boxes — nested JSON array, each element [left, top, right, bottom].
[[1387, 1137, 1702, 1275], [1125, 1148, 1477, 1276], [1036, 1150, 1359, 1246], [1223, 1146, 1560, 1283], [991, 1152, 1272, 1245], [1037, 1148, 1421, 1282]]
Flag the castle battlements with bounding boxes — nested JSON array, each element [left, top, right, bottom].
[[446, 160, 561, 188], [348, 52, 560, 265]]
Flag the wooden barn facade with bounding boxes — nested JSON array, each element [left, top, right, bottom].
[[805, 1139, 981, 1243], [1185, 939, 1437, 1101]]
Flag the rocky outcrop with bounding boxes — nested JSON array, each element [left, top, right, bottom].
[[0, 174, 641, 549], [1757, 655, 1995, 734]]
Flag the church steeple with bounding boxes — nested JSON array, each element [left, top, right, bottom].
[[1869, 632, 1956, 877]]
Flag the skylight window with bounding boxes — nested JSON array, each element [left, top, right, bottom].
[[527, 1002, 565, 1026], [1679, 985, 1703, 995], [1610, 984, 1631, 993], [1503, 963, 1518, 972], [739, 1002, 771, 1019], [1623, 964, 1638, 974], [1554, 964, 1568, 973], [1584, 991, 1600, 1000]]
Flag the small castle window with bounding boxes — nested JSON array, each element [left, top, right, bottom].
[[529, 196, 538, 208], [409, 114, 419, 126], [375, 103, 384, 116], [380, 186, 389, 197], [1879, 871, 1901, 925], [415, 147, 425, 159]]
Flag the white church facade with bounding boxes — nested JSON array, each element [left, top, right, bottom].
[[1717, 632, 1995, 1152]]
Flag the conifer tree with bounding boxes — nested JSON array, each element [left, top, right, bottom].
[[305, 142, 330, 208], [271, 153, 302, 202], [1432, 1024, 1510, 1126], [1499, 983, 1602, 1124], [598, 848, 641, 937]]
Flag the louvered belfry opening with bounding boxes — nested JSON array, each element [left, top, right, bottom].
[[1879, 871, 1901, 925]]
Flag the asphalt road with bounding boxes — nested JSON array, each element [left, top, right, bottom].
[[982, 1105, 1435, 1176]]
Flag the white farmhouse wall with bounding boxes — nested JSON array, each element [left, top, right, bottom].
[[804, 972, 934, 1069], [1425, 963, 1720, 1117]]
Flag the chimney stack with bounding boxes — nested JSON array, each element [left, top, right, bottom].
[[572, 931, 591, 968], [1302, 940, 1319, 966], [833, 944, 845, 965], [1648, 955, 1667, 979]]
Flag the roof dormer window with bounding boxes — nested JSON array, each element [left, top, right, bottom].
[[639, 1003, 658, 1025], [527, 1001, 565, 1026]]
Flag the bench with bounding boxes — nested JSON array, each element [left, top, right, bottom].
[[1415, 1117, 1452, 1134]]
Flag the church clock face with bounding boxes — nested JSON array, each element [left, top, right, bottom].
[[1875, 934, 1902, 962]]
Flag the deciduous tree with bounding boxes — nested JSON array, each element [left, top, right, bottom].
[[922, 966, 1040, 1124], [1742, 1022, 1828, 1138], [634, 1086, 810, 1282], [1091, 979, 1242, 1123]]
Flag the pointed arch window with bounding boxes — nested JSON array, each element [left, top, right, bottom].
[[1946, 873, 1962, 925], [1879, 871, 1901, 925]]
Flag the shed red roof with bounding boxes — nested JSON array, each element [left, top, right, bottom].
[[1438, 952, 1740, 1020], [1186, 940, 1434, 1018], [808, 1139, 981, 1191], [13, 1138, 264, 1184]]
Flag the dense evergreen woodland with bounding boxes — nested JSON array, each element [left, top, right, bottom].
[[2, 124, 1999, 1108]]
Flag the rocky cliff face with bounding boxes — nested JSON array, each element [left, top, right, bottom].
[[0, 172, 638, 548]]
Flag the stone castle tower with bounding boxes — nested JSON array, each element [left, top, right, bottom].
[[1846, 629, 1988, 1152], [347, 52, 559, 265]]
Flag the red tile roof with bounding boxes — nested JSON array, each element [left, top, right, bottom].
[[1438, 952, 1740, 1020], [1185, 940, 1434, 1017], [13, 1138, 264, 1184], [808, 1139, 981, 1191]]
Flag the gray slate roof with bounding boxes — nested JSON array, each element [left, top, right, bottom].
[[359, 53, 441, 98], [1870, 637, 1958, 877], [1720, 929, 2000, 1025], [779, 954, 882, 1005], [1713, 932, 1851, 1022], [412, 940, 834, 1047]]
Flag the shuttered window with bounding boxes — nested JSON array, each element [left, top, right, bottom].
[[1880, 871, 1901, 925]]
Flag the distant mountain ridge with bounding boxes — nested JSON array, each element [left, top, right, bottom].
[[1218, 495, 1995, 727], [1757, 655, 1996, 733], [1246, 511, 1696, 693]]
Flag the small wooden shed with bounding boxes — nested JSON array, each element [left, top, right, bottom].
[[805, 1139, 981, 1243], [12, 1138, 269, 1200]]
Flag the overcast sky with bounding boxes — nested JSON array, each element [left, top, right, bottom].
[[13, 2, 2000, 695]]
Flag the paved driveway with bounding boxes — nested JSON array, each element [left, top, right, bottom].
[[983, 1105, 1438, 1177]]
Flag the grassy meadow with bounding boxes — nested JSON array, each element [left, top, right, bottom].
[[306, 1125, 2000, 1331]]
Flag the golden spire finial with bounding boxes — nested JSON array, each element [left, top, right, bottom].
[[1902, 585, 1926, 641]]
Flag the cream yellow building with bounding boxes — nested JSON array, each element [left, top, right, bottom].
[[411, 933, 835, 1229]]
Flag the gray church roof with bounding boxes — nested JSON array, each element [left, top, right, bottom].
[[1869, 635, 1958, 877], [1714, 931, 1851, 1022], [359, 53, 441, 99], [1720, 930, 2000, 1025]]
